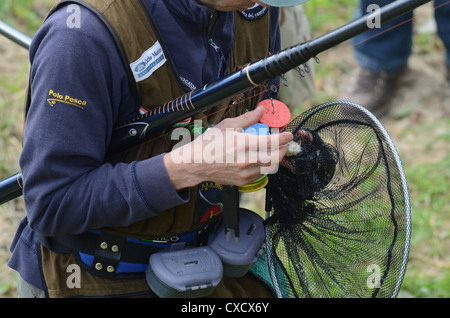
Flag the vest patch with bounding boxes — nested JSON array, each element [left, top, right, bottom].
[[130, 41, 167, 82], [238, 5, 269, 20]]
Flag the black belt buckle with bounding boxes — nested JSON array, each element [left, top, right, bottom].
[[91, 231, 126, 275]]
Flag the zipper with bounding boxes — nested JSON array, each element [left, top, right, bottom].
[[209, 8, 216, 25], [207, 9, 226, 79], [207, 8, 217, 39], [208, 38, 221, 52]]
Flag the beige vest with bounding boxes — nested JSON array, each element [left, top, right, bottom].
[[39, 0, 275, 297]]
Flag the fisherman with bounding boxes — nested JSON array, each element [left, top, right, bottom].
[[9, 0, 307, 298]]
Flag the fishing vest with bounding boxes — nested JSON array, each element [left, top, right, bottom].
[[36, 0, 275, 298]]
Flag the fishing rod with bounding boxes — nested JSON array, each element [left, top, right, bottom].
[[0, 20, 30, 205], [0, 0, 432, 205], [0, 20, 31, 49]]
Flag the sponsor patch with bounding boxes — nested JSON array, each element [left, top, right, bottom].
[[47, 89, 87, 110], [238, 4, 269, 20], [130, 41, 167, 82]]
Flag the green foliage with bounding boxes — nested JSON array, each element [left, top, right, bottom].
[[0, 0, 53, 35], [303, 0, 355, 35], [0, 0, 55, 298], [403, 156, 450, 297]]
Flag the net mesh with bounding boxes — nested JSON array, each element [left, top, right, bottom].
[[262, 101, 410, 298]]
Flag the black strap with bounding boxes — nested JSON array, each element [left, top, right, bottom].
[[38, 231, 163, 265]]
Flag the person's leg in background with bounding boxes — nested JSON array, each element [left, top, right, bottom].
[[434, 0, 450, 80], [340, 0, 413, 117]]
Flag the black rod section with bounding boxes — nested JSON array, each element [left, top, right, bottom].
[[0, 173, 23, 205]]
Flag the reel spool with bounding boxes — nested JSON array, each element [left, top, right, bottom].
[[238, 99, 291, 193]]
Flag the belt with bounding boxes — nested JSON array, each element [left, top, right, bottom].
[[38, 227, 212, 278]]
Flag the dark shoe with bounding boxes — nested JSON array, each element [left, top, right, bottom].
[[339, 65, 407, 118]]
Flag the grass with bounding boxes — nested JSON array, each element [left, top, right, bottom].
[[0, 0, 56, 298], [401, 156, 450, 297], [303, 0, 354, 34], [0, 0, 449, 298], [0, 0, 55, 35]]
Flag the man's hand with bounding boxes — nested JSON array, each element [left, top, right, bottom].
[[164, 105, 293, 191]]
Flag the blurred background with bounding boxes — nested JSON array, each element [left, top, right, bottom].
[[0, 0, 448, 298]]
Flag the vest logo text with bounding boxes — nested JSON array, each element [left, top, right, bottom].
[[47, 89, 87, 110], [130, 41, 167, 82]]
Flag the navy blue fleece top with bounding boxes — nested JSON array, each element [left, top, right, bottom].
[[9, 0, 280, 289]]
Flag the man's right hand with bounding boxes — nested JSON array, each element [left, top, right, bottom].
[[163, 105, 293, 191]]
